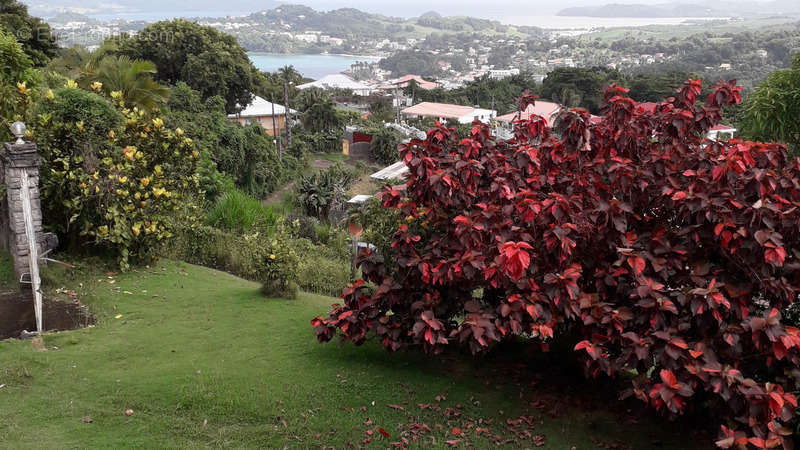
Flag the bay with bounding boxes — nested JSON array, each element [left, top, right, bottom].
[[248, 53, 380, 80]]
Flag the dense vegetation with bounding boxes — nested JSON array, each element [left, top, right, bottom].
[[115, 20, 265, 113], [314, 82, 800, 447], [741, 54, 800, 154], [0, 0, 58, 66]]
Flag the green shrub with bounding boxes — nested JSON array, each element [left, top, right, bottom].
[[370, 127, 401, 164], [32, 87, 202, 269], [167, 220, 299, 299], [205, 189, 278, 234], [297, 252, 350, 296], [294, 238, 351, 296], [296, 163, 358, 220]]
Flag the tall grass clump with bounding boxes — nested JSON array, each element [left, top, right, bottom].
[[205, 189, 278, 234]]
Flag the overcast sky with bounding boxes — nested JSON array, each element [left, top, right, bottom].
[[23, 0, 772, 20]]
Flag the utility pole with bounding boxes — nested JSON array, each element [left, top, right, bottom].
[[284, 82, 293, 148], [271, 94, 282, 161]]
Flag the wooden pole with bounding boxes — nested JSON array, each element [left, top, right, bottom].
[[284, 82, 292, 148], [271, 94, 281, 160]]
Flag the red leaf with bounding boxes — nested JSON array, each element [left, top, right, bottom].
[[378, 428, 390, 438]]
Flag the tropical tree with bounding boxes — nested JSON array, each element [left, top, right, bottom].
[[0, 28, 36, 141], [86, 56, 169, 112], [740, 54, 800, 153], [0, 0, 58, 66], [302, 97, 342, 133], [115, 19, 262, 113]]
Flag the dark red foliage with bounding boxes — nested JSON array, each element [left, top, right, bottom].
[[312, 79, 800, 448]]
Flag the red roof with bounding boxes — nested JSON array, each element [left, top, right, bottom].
[[378, 75, 439, 91], [497, 101, 562, 126]]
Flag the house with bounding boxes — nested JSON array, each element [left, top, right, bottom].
[[488, 69, 520, 80], [401, 102, 496, 124], [297, 74, 373, 96], [378, 75, 439, 91], [227, 96, 296, 136], [496, 101, 562, 128]]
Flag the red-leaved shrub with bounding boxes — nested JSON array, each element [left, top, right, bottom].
[[312, 80, 800, 448]]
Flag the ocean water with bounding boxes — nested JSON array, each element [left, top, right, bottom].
[[248, 53, 380, 79]]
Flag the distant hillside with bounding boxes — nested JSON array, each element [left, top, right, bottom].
[[557, 3, 719, 18], [558, 1, 800, 18]]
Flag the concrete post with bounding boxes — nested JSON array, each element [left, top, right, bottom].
[[1, 142, 44, 280]]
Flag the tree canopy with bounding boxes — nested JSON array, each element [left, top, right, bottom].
[[0, 0, 58, 66], [115, 20, 263, 113]]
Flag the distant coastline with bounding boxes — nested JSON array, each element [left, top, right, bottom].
[[557, 4, 719, 19]]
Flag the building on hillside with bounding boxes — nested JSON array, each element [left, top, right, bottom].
[[227, 96, 296, 136], [378, 75, 439, 91], [488, 69, 520, 80], [401, 102, 496, 124], [297, 74, 373, 96], [496, 101, 562, 128]]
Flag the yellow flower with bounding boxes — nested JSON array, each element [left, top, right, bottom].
[[123, 146, 136, 161], [154, 165, 162, 176], [45, 89, 55, 100], [192, 150, 199, 159], [110, 91, 123, 100], [76, 121, 85, 132], [131, 224, 141, 236], [269, 254, 276, 260], [134, 192, 141, 200], [16, 82, 29, 95], [108, 130, 115, 139], [140, 177, 150, 187], [152, 118, 164, 128], [95, 185, 100, 193], [91, 81, 103, 92], [66, 79, 78, 88], [175, 128, 184, 137], [153, 187, 166, 198], [118, 176, 127, 183]]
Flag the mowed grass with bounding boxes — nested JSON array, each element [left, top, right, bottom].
[[0, 260, 707, 448]]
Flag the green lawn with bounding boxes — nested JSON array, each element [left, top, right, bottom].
[[0, 260, 706, 448]]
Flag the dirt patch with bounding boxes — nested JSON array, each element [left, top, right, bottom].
[[0, 291, 94, 340]]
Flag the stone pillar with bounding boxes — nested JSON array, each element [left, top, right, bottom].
[[1, 142, 45, 280]]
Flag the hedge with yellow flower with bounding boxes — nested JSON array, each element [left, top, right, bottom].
[[28, 85, 203, 269]]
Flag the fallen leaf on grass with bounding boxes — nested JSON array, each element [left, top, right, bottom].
[[378, 428, 390, 438], [445, 439, 460, 447], [114, 314, 122, 319], [533, 434, 546, 447], [451, 427, 462, 436], [387, 404, 405, 411], [83, 416, 92, 423], [124, 409, 133, 416], [435, 395, 446, 402]]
